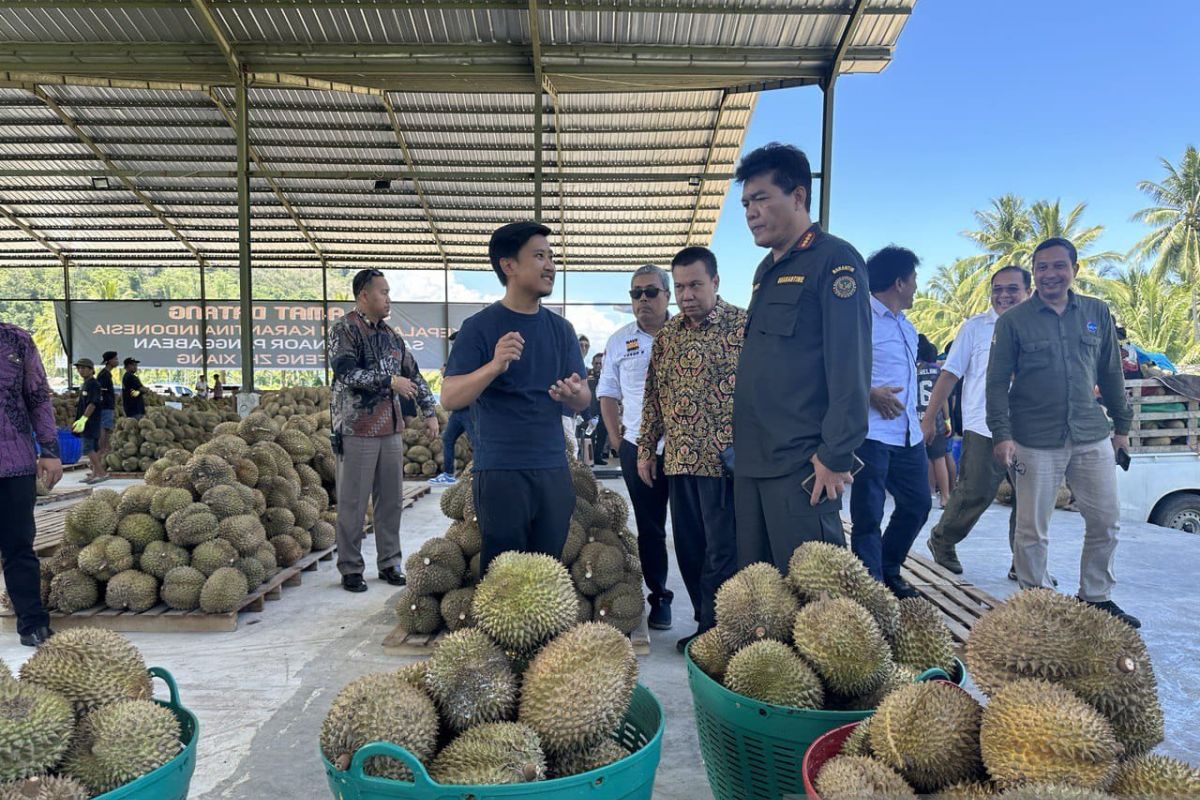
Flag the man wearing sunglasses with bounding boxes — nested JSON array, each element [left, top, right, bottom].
[[329, 268, 438, 593], [596, 264, 675, 631]]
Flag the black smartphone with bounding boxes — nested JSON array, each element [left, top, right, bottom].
[[802, 454, 866, 498], [1116, 447, 1131, 472]]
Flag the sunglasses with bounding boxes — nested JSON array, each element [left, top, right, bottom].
[[629, 287, 665, 300]]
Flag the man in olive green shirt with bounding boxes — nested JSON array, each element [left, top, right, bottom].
[[985, 237, 1138, 628]]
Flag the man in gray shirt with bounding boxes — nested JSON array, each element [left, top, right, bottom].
[[985, 237, 1137, 628]]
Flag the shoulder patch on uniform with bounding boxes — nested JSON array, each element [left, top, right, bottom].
[[832, 275, 857, 299], [777, 275, 806, 285], [832, 264, 856, 274]]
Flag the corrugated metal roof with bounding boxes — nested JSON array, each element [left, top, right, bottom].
[[0, 0, 915, 272]]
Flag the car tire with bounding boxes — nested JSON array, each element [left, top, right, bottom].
[[1150, 493, 1200, 533]]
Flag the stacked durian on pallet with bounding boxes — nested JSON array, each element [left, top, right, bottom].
[[395, 456, 644, 640], [104, 406, 240, 474], [690, 542, 958, 712], [401, 408, 472, 479], [813, 588, 1199, 800], [0, 630, 182, 799], [323, 552, 642, 786], [28, 408, 337, 618]]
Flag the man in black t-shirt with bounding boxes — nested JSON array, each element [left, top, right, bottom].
[[72, 358, 108, 483], [97, 350, 117, 459], [121, 357, 146, 419]]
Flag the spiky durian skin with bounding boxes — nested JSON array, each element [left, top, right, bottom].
[[839, 719, 872, 758], [868, 680, 983, 792], [688, 628, 733, 681], [979, 679, 1120, 790], [472, 553, 578, 651], [792, 596, 893, 697], [0, 775, 90, 800], [1000, 784, 1118, 800], [965, 588, 1162, 757], [714, 562, 799, 650], [593, 581, 644, 635], [429, 722, 546, 786], [894, 596, 957, 674], [0, 679, 75, 782], [198, 567, 249, 613], [1108, 753, 1200, 798], [722, 640, 824, 709], [518, 622, 637, 756], [104, 569, 160, 613], [321, 672, 439, 781], [928, 780, 1000, 799], [552, 739, 630, 778], [813, 755, 917, 800], [48, 569, 99, 614], [160, 566, 206, 611], [19, 629, 151, 716], [396, 590, 442, 635], [787, 541, 900, 639], [60, 700, 180, 795], [425, 629, 517, 733], [445, 519, 481, 557], [439, 587, 476, 633], [405, 537, 467, 596]]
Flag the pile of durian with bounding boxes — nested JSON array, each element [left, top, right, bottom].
[[689, 542, 957, 711], [395, 457, 644, 639], [813, 588, 1199, 800], [254, 386, 327, 423], [104, 406, 239, 474], [401, 408, 472, 479], [323, 552, 643, 786], [28, 408, 337, 617], [0, 630, 182, 799]]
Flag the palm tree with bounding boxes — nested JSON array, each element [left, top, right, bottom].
[[31, 304, 64, 383], [1130, 145, 1200, 342], [909, 258, 990, 349], [961, 194, 1032, 267], [1103, 265, 1200, 366]]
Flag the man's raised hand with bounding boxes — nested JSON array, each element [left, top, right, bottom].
[[549, 372, 584, 402], [491, 331, 525, 373]]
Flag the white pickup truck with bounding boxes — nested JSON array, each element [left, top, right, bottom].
[[1116, 378, 1200, 532]]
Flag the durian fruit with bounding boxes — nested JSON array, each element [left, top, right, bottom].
[[813, 755, 917, 800], [835, 661, 920, 712], [138, 540, 190, 580], [48, 569, 99, 613], [929, 780, 999, 799], [966, 588, 1162, 756], [688, 627, 733, 681], [793, 596, 893, 697], [19, 629, 151, 715], [999, 784, 1117, 800], [190, 539, 238, 576], [395, 660, 429, 692], [869, 680, 983, 792], [0, 678, 75, 782], [714, 562, 798, 650], [115, 513, 165, 554], [440, 587, 476, 632], [570, 542, 625, 595], [269, 533, 304, 567], [60, 699, 180, 795], [149, 487, 192, 521], [840, 718, 872, 758], [405, 538, 467, 596], [63, 497, 117, 547], [575, 592, 593, 624], [595, 490, 631, 533], [161, 566, 207, 611], [894, 596, 957, 675], [553, 740, 629, 779], [165, 504, 219, 548], [320, 672, 439, 780], [473, 553, 578, 651], [216, 514, 267, 557], [445, 520, 481, 558], [425, 629, 517, 733], [187, 453, 235, 495], [309, 520, 336, 551], [1108, 753, 1200, 798], [979, 678, 1120, 790], [440, 482, 468, 521], [262, 507, 296, 538], [396, 590, 442, 635], [233, 557, 266, 588], [200, 484, 248, 519], [518, 622, 637, 756], [788, 541, 900, 640], [253, 542, 278, 575], [104, 570, 160, 613], [0, 775, 90, 800], [91, 488, 121, 510], [199, 567, 249, 614], [429, 722, 546, 786], [0, 659, 9, 683], [560, 520, 587, 566], [76, 535, 134, 582], [115, 485, 157, 518], [593, 581, 644, 634], [722, 640, 824, 708]]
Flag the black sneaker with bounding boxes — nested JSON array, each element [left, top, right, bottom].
[[884, 575, 920, 599], [1084, 599, 1141, 629], [676, 631, 700, 654], [379, 567, 406, 587], [341, 573, 368, 593], [19, 625, 54, 647], [647, 596, 672, 630], [927, 537, 963, 575]]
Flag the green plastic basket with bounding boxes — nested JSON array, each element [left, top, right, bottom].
[[95, 667, 199, 800], [323, 684, 664, 800], [686, 645, 965, 800]]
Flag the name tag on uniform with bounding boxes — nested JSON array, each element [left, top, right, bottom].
[[832, 264, 856, 274], [777, 275, 806, 285]]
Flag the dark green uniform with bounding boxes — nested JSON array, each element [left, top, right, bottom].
[[732, 224, 872, 571]]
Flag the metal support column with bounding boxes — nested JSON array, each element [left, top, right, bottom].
[[62, 262, 73, 389], [236, 75, 254, 392], [199, 264, 209, 380], [321, 266, 330, 386], [819, 80, 835, 229]]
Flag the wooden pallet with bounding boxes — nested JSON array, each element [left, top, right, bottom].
[[383, 613, 652, 657], [402, 483, 430, 510], [2, 545, 336, 633], [35, 485, 93, 506], [106, 471, 145, 479], [31, 505, 73, 556], [900, 553, 1002, 646]]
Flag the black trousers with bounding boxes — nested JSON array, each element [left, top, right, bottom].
[[592, 424, 609, 464], [668, 474, 737, 632], [618, 440, 672, 603], [735, 471, 846, 572], [474, 467, 575, 577], [0, 474, 48, 636]]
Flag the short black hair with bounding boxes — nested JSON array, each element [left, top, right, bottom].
[[866, 245, 920, 293], [671, 246, 718, 279], [991, 264, 1032, 290], [917, 333, 939, 363], [351, 268, 384, 297], [734, 142, 813, 212], [488, 221, 552, 285], [1032, 237, 1078, 265], [579, 335, 589, 343]]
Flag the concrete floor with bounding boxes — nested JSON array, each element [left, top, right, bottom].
[[2, 470, 1197, 798]]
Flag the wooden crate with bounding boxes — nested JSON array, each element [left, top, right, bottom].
[[899, 554, 1002, 646], [383, 614, 652, 657], [1125, 378, 1199, 453], [2, 545, 336, 633]]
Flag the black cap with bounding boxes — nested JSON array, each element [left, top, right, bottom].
[[124, 357, 140, 366], [101, 350, 118, 362]]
